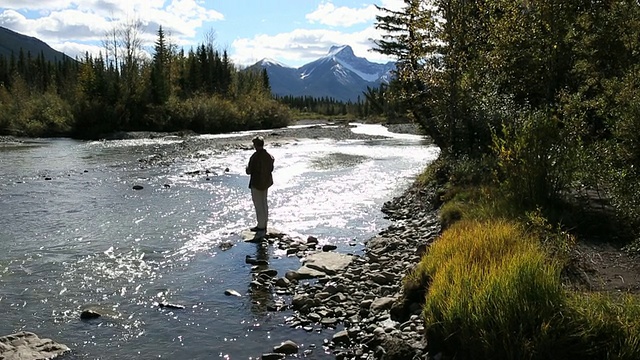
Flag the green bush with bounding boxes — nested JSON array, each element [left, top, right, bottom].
[[493, 110, 579, 207]]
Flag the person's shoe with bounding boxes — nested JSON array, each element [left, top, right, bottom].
[[250, 226, 266, 232]]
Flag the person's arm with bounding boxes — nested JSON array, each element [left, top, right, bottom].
[[246, 155, 253, 175]]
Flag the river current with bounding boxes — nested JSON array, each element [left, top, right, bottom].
[[0, 124, 439, 359]]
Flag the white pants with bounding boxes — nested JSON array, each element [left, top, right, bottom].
[[251, 187, 269, 228]]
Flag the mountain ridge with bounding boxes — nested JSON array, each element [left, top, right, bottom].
[[0, 26, 72, 63], [248, 45, 395, 102]]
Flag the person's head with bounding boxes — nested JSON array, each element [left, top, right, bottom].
[[252, 136, 265, 150]]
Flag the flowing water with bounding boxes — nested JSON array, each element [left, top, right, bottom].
[[0, 124, 439, 359]]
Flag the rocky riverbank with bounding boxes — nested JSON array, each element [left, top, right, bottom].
[[244, 178, 440, 359]]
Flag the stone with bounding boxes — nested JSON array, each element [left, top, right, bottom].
[[132, 185, 144, 190], [322, 244, 338, 252], [300, 252, 353, 276], [0, 332, 70, 359], [371, 297, 396, 313], [260, 269, 278, 277], [245, 255, 268, 266], [275, 277, 291, 288], [224, 289, 242, 297], [306, 236, 319, 244], [273, 340, 299, 354], [219, 241, 233, 251], [158, 302, 185, 309], [333, 330, 350, 344], [320, 317, 338, 326], [80, 309, 101, 320], [295, 266, 326, 279], [261, 353, 286, 360]]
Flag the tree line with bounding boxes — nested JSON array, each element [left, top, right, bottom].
[[376, 0, 640, 225], [0, 24, 291, 139]]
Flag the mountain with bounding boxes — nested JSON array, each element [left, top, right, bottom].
[[248, 45, 395, 102], [0, 26, 72, 63]]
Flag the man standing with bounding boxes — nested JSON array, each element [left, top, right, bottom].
[[246, 136, 274, 232]]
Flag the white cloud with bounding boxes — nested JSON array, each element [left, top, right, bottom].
[[0, 1, 74, 11], [231, 1, 403, 67], [306, 2, 378, 27], [0, 0, 224, 59], [379, 0, 406, 12], [232, 27, 395, 68]]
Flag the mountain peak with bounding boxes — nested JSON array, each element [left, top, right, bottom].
[[259, 58, 289, 67], [327, 45, 354, 58]]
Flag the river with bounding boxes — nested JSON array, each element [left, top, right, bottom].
[[0, 123, 439, 359]]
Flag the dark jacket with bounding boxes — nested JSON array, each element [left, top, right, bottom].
[[246, 149, 274, 190]]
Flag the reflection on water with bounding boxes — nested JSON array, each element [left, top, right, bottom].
[[0, 124, 439, 358]]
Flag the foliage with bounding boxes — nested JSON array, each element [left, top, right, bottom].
[[493, 110, 580, 206], [0, 24, 289, 138], [374, 0, 640, 222]]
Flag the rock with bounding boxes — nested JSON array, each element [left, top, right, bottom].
[[333, 330, 350, 344], [245, 255, 268, 266], [285, 270, 301, 281], [80, 309, 101, 320], [320, 317, 338, 326], [219, 241, 234, 251], [299, 252, 353, 276], [261, 353, 285, 360], [224, 289, 242, 297], [322, 244, 338, 252], [260, 269, 278, 277], [241, 228, 285, 242], [273, 340, 299, 354], [295, 266, 327, 279], [307, 236, 319, 244], [275, 277, 291, 287], [158, 302, 185, 309], [0, 332, 70, 360], [371, 297, 396, 313], [132, 185, 144, 190]]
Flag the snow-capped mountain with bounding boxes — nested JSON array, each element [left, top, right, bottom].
[[247, 45, 395, 102]]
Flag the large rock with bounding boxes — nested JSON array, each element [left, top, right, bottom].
[[241, 228, 285, 242], [273, 340, 299, 354], [371, 296, 397, 313], [0, 332, 70, 359], [297, 252, 353, 278]]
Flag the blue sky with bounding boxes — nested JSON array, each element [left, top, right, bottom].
[[0, 1, 403, 67]]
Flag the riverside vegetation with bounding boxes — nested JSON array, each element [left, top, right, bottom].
[[373, 0, 640, 359], [0, 25, 292, 139]]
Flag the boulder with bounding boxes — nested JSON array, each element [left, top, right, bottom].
[[0, 332, 70, 359], [371, 297, 397, 313], [273, 340, 299, 354], [298, 252, 353, 277]]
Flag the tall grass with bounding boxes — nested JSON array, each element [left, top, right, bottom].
[[413, 219, 577, 359], [408, 214, 640, 359]]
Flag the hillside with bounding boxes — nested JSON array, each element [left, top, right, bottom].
[[0, 26, 72, 63]]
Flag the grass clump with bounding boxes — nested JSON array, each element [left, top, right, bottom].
[[415, 218, 576, 359]]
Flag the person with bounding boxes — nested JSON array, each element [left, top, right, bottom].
[[245, 136, 274, 232]]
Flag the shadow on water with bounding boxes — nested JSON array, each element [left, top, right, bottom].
[[311, 152, 369, 170]]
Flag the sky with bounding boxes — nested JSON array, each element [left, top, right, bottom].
[[0, 0, 404, 68]]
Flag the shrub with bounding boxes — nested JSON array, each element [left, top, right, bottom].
[[493, 110, 579, 207]]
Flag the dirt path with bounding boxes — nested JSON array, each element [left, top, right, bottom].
[[563, 191, 640, 293]]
